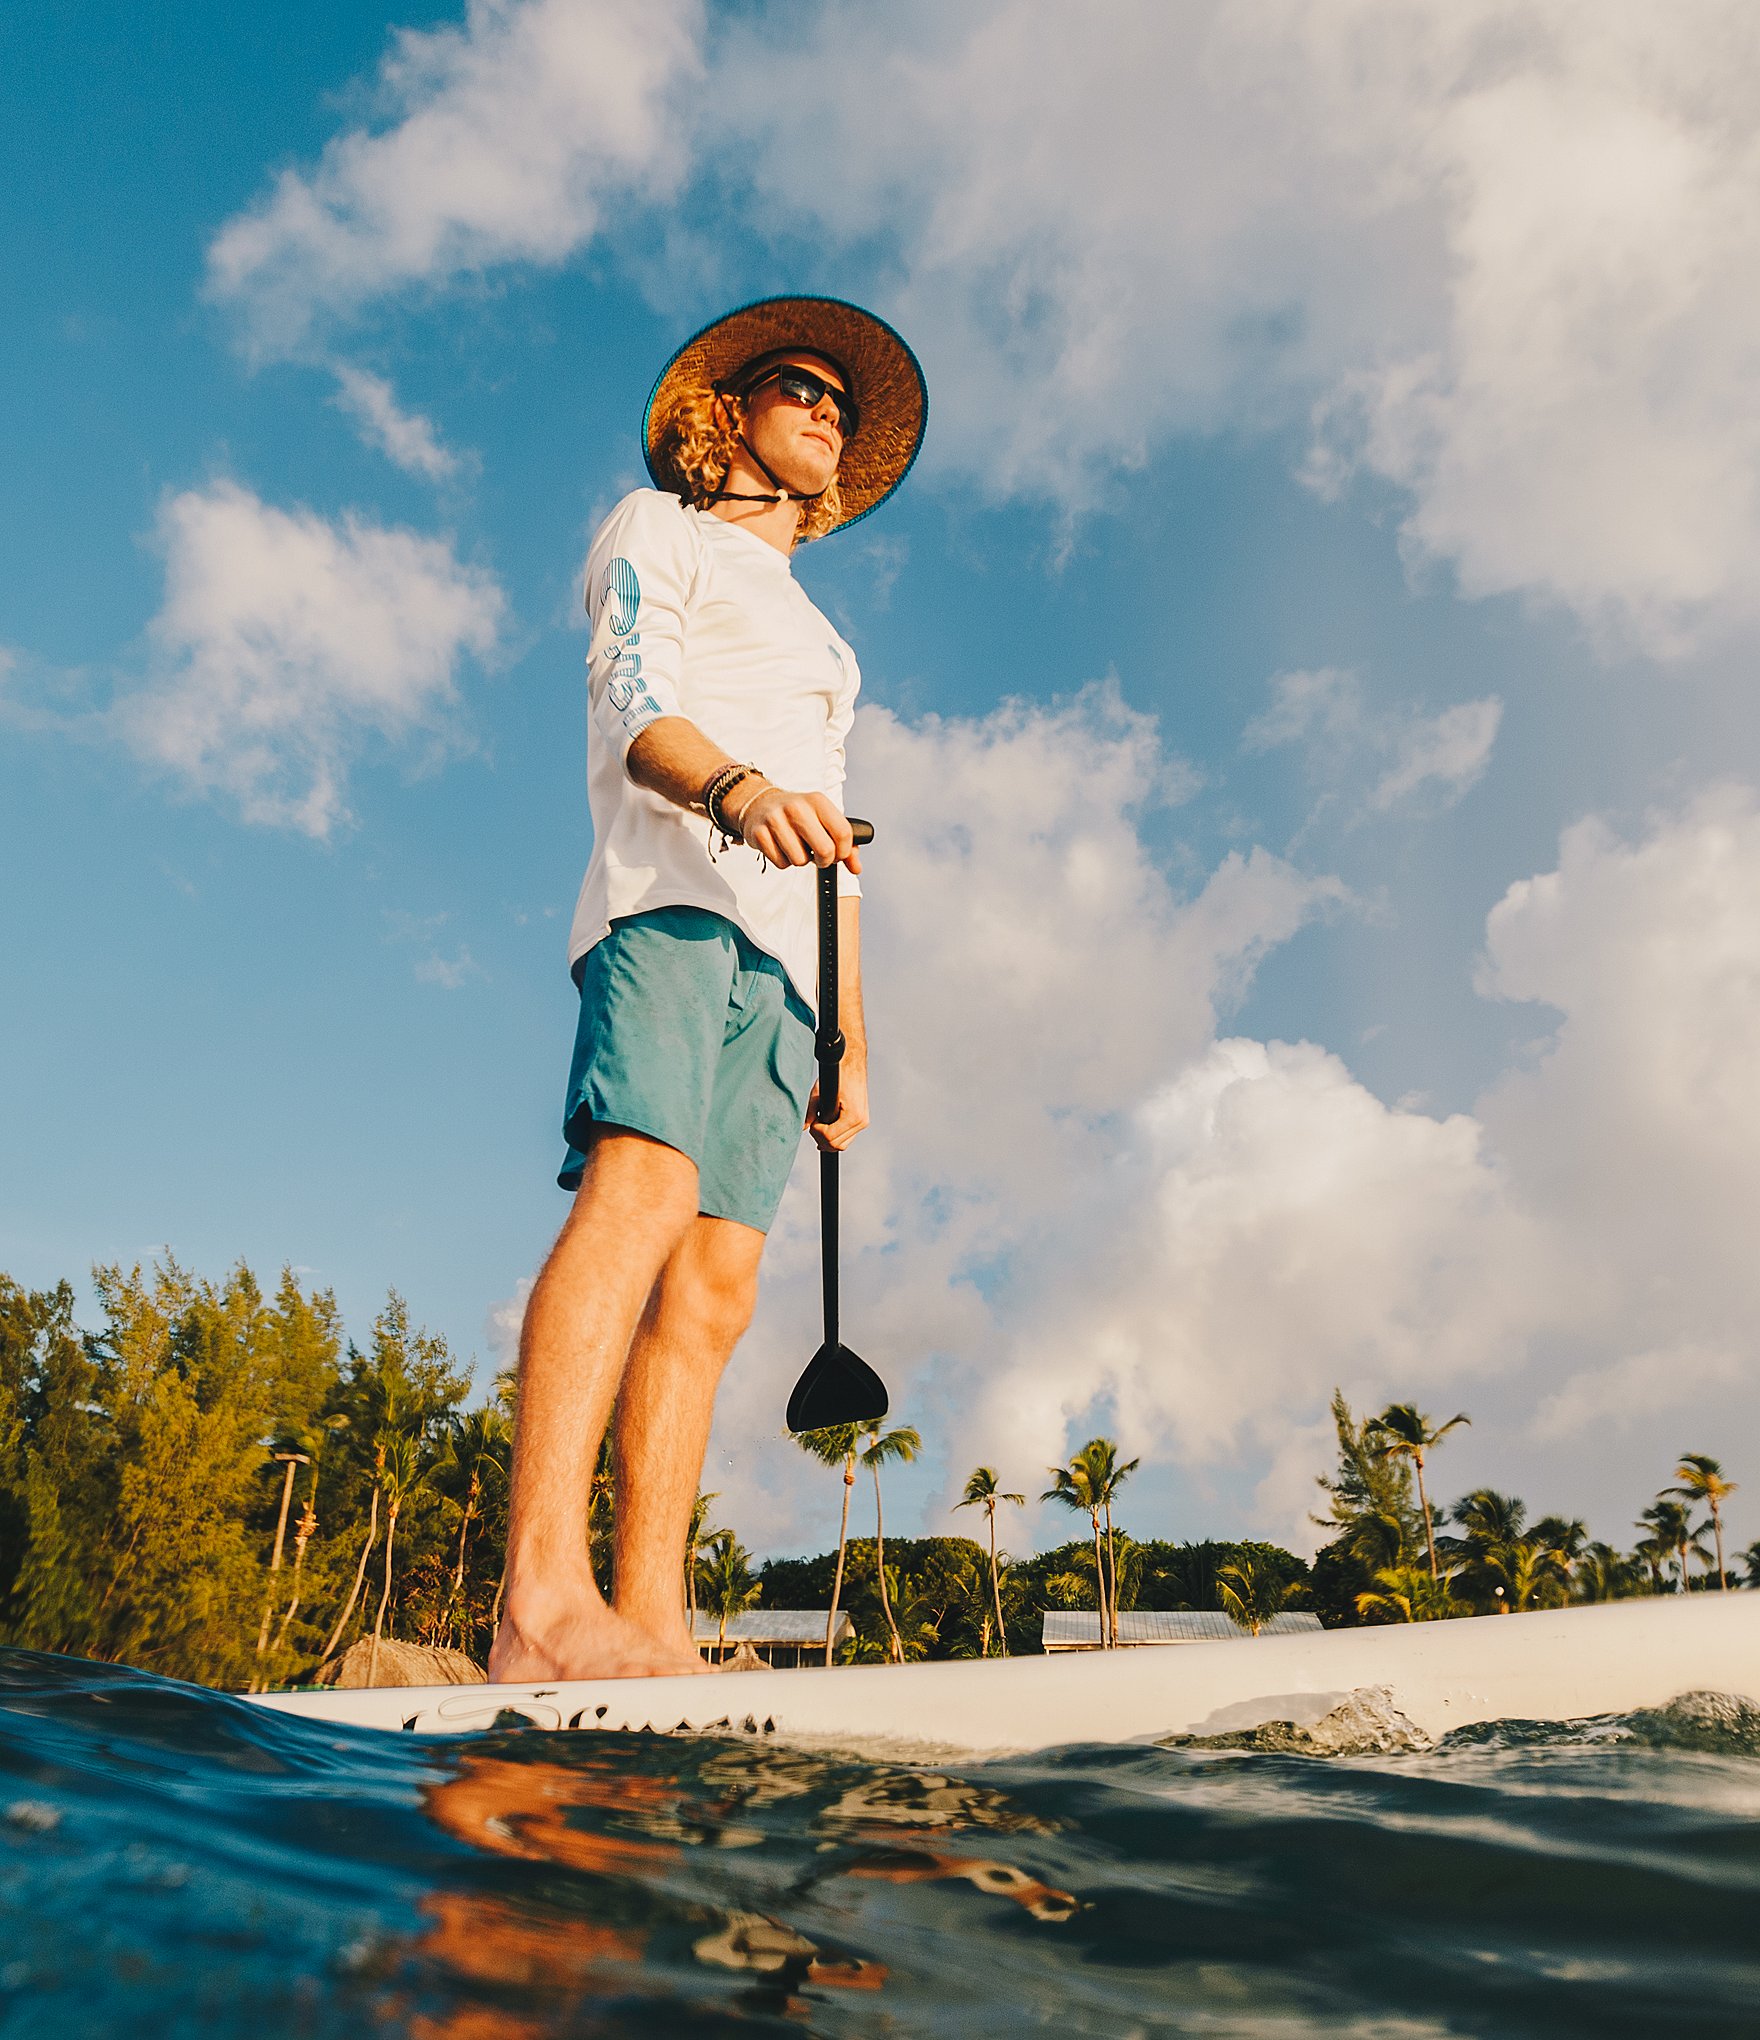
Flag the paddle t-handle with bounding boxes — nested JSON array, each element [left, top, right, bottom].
[[787, 814, 889, 1434]]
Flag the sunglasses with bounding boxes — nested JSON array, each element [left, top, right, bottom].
[[739, 364, 860, 441]]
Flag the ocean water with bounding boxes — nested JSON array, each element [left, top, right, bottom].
[[3, 1651, 1760, 2037]]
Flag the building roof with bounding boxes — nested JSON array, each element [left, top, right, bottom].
[[1041, 1609, 1324, 1648], [691, 1610, 853, 1646]]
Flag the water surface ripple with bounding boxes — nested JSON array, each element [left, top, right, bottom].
[[4, 1649, 1759, 2036]]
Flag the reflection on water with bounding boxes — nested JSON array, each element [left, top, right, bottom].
[[403, 1742, 1075, 2027], [4, 1651, 1760, 2037]]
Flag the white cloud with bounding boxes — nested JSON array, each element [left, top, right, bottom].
[[719, 0, 1760, 647], [1243, 668, 1365, 758], [119, 481, 503, 836], [206, 0, 702, 355], [486, 1275, 533, 1369], [1531, 1342, 1741, 1444], [1367, 697, 1502, 811], [1247, 667, 1501, 818], [330, 364, 463, 480], [383, 908, 486, 987], [414, 946, 484, 989]]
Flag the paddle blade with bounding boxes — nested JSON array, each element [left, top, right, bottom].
[[787, 1343, 889, 1433]]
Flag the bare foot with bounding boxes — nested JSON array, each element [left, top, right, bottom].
[[489, 1589, 710, 1683], [625, 1614, 718, 1677]]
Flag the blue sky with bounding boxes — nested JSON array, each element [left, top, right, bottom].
[[7, 0, 1760, 1561]]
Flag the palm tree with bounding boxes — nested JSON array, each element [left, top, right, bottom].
[[1573, 1540, 1642, 1604], [1670, 1454, 1738, 1589], [321, 1352, 419, 1663], [877, 1564, 940, 1662], [271, 1496, 320, 1656], [254, 1447, 312, 1667], [1217, 1552, 1295, 1637], [1450, 1486, 1526, 1610], [1479, 1534, 1564, 1613], [1532, 1516, 1588, 1586], [367, 1430, 431, 1686], [1076, 1438, 1138, 1645], [1520, 1517, 1581, 1610], [1639, 1497, 1705, 1595], [860, 1423, 921, 1664], [796, 1423, 861, 1665], [1355, 1562, 1460, 1623], [954, 1466, 1024, 1657], [435, 1405, 510, 1639], [1043, 1452, 1110, 1647], [1366, 1404, 1469, 1581], [1313, 1389, 1418, 1573], [321, 1479, 380, 1662], [698, 1530, 760, 1661], [1631, 1530, 1671, 1594], [685, 1490, 722, 1632], [922, 1545, 995, 1658]]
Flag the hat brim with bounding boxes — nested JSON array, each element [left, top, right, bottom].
[[643, 295, 927, 535]]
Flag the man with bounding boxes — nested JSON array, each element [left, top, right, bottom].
[[490, 297, 927, 1682]]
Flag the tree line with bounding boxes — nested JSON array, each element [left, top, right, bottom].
[[1309, 1391, 1749, 1622], [4, 1260, 1741, 1690], [0, 1263, 509, 1691]]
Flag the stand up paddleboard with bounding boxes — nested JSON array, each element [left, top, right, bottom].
[[248, 1594, 1760, 1753]]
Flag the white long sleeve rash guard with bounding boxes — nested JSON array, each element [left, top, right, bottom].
[[568, 488, 861, 1010]]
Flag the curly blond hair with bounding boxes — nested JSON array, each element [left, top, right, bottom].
[[650, 382, 844, 544]]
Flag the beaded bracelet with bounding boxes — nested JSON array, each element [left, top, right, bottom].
[[700, 761, 763, 843]]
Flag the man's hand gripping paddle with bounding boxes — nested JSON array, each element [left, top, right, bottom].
[[786, 817, 889, 1434]]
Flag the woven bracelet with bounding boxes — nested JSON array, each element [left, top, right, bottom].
[[704, 762, 762, 838]]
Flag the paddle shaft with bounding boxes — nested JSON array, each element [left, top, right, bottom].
[[815, 820, 873, 1356]]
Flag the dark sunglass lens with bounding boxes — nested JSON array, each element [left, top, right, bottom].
[[774, 369, 857, 438]]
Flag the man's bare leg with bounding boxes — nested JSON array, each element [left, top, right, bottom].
[[613, 1215, 766, 1658], [489, 1129, 709, 1683]]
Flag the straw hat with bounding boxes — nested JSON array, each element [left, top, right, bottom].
[[643, 294, 927, 535]]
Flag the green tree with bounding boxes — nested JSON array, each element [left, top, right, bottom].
[[1217, 1551, 1301, 1636], [1638, 1497, 1708, 1595], [954, 1465, 1023, 1657], [1669, 1454, 1738, 1589], [1572, 1540, 1645, 1603], [433, 1403, 510, 1644], [1449, 1487, 1529, 1612], [860, 1422, 921, 1664], [1366, 1403, 1470, 1581], [685, 1489, 723, 1635], [698, 1530, 760, 1658], [367, 1428, 434, 1684], [796, 1423, 861, 1666], [1042, 1459, 1108, 1644], [1311, 1391, 1419, 1619], [1043, 1438, 1137, 1646], [1355, 1562, 1461, 1622]]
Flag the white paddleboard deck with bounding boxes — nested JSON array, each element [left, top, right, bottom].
[[245, 1594, 1760, 1756]]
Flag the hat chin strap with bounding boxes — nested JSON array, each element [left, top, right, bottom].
[[704, 429, 827, 507]]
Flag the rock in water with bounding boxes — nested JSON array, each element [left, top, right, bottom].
[[1165, 1685, 1433, 1756], [312, 1638, 486, 1689]]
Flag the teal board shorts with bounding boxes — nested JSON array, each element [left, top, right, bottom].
[[558, 905, 816, 1233]]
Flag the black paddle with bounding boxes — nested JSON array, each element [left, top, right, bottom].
[[786, 816, 889, 1434]]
